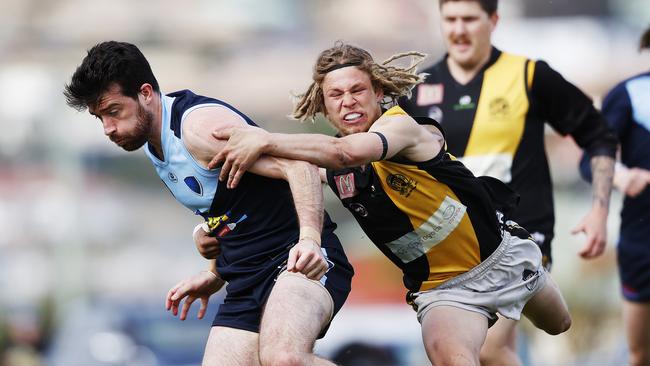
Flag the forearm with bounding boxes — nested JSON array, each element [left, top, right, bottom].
[[590, 155, 615, 212], [265, 133, 360, 170], [279, 159, 324, 243]]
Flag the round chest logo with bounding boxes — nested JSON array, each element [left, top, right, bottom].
[[349, 203, 368, 217], [386, 174, 417, 197], [168, 172, 178, 183], [489, 97, 510, 117]]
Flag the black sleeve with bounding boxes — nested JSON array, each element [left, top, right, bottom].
[[578, 81, 630, 182], [398, 94, 417, 114], [531, 60, 617, 158]]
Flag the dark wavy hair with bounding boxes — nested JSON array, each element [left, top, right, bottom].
[[439, 0, 498, 15], [64, 41, 159, 111], [640, 26, 650, 51]]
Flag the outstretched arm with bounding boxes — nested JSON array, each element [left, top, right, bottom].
[[209, 113, 443, 188], [182, 106, 328, 279]]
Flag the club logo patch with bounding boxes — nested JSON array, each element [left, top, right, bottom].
[[184, 176, 203, 196], [334, 173, 358, 199], [386, 174, 417, 197], [417, 84, 444, 106], [453, 95, 476, 110], [489, 97, 510, 117], [522, 269, 539, 291], [349, 203, 368, 217], [168, 172, 178, 183]]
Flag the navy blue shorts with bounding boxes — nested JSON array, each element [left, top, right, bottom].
[[617, 241, 650, 302], [212, 233, 353, 338]]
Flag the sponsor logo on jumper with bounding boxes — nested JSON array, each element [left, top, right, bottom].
[[417, 83, 444, 106], [522, 269, 539, 291], [168, 172, 178, 183], [428, 106, 444, 123], [216, 214, 248, 237], [489, 97, 510, 117], [384, 196, 467, 263], [184, 176, 203, 196], [334, 172, 358, 199], [205, 212, 248, 237], [453, 95, 475, 111], [349, 203, 368, 217], [386, 174, 417, 197]]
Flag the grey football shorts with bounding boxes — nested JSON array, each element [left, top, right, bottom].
[[412, 230, 548, 327]]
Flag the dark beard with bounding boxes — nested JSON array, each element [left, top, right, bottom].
[[121, 103, 153, 151]]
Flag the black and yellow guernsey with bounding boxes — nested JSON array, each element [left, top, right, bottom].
[[326, 106, 516, 292], [400, 48, 617, 255]]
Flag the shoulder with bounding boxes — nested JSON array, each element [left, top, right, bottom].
[[182, 105, 248, 150]]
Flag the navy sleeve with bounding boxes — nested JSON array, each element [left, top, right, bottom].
[[579, 82, 630, 182], [531, 61, 617, 159]]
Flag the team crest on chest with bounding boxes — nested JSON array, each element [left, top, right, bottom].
[[386, 174, 417, 197], [334, 173, 358, 199], [489, 97, 510, 117]]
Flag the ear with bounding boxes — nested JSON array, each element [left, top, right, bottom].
[[139, 83, 155, 104], [375, 86, 384, 103], [489, 12, 499, 31]]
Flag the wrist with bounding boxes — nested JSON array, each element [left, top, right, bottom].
[[299, 226, 322, 246], [590, 203, 609, 216], [262, 133, 274, 154], [193, 222, 210, 238], [202, 269, 220, 279]]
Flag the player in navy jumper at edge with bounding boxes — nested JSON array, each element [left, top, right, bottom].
[[580, 28, 650, 366], [64, 41, 353, 366]]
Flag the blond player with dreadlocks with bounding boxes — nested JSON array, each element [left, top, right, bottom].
[[204, 42, 571, 365]]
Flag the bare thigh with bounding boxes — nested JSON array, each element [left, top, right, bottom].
[[259, 272, 334, 354], [480, 317, 522, 366], [623, 300, 650, 364], [421, 305, 488, 366], [522, 275, 571, 335], [203, 326, 260, 366]]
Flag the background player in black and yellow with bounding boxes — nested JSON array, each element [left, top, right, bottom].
[[398, 1, 617, 364], [208, 42, 572, 366]]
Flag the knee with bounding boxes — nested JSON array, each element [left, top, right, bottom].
[[427, 339, 479, 366], [259, 349, 304, 366], [545, 314, 571, 335]]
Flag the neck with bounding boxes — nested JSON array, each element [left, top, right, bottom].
[[148, 92, 164, 159], [446, 48, 492, 85]]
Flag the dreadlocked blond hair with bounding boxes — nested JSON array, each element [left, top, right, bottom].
[[293, 42, 427, 121]]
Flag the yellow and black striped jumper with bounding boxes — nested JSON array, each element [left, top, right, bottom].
[[326, 106, 518, 292], [400, 48, 617, 267]]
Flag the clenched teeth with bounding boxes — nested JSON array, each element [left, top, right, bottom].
[[344, 113, 362, 121]]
